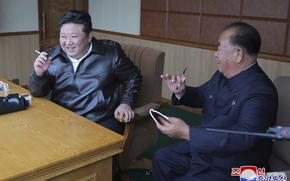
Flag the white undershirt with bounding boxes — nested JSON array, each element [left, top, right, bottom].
[[68, 43, 92, 73]]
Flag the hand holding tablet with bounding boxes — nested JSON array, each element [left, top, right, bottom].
[[149, 109, 171, 125]]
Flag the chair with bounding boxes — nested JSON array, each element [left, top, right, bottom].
[[269, 76, 290, 177], [118, 43, 165, 180]]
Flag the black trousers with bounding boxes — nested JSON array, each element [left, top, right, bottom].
[[98, 117, 124, 134], [152, 142, 236, 181]]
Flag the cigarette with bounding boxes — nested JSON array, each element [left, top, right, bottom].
[[34, 50, 42, 55], [182, 67, 187, 75]]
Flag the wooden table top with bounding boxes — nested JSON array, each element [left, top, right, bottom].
[[0, 79, 125, 180]]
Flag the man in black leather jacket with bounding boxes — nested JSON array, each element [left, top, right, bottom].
[[29, 10, 142, 134]]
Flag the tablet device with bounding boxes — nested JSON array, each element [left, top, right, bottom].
[[149, 109, 171, 125]]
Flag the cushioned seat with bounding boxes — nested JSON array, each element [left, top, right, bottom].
[[269, 76, 290, 174], [118, 43, 165, 180]]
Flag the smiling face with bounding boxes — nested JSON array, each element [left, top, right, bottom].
[[214, 29, 241, 78], [59, 23, 92, 59]]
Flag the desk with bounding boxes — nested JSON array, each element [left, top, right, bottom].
[[0, 79, 125, 181]]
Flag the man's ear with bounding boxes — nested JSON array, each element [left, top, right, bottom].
[[235, 47, 244, 63]]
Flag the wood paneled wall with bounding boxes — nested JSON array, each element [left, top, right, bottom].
[[93, 31, 290, 99], [0, 34, 39, 85], [141, 0, 290, 62], [1, 32, 290, 99]]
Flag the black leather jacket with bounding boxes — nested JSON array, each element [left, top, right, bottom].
[[29, 37, 142, 122]]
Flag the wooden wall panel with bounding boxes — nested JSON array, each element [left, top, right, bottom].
[[245, 20, 287, 55], [242, 0, 289, 19], [200, 16, 239, 45], [141, 0, 167, 11], [168, 0, 200, 13], [201, 0, 241, 16], [167, 13, 200, 42], [141, 11, 167, 38], [287, 28, 290, 56], [141, 0, 290, 62]]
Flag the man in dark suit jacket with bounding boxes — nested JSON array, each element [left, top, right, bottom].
[[153, 22, 278, 180]]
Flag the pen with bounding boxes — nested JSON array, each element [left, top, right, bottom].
[[176, 67, 187, 90], [34, 50, 42, 55], [182, 67, 187, 75]]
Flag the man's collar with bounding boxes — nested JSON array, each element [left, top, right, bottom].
[[242, 61, 257, 72], [226, 62, 259, 91], [91, 37, 105, 55]]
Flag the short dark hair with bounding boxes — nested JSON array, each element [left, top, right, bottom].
[[224, 21, 261, 56], [59, 10, 92, 34]]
